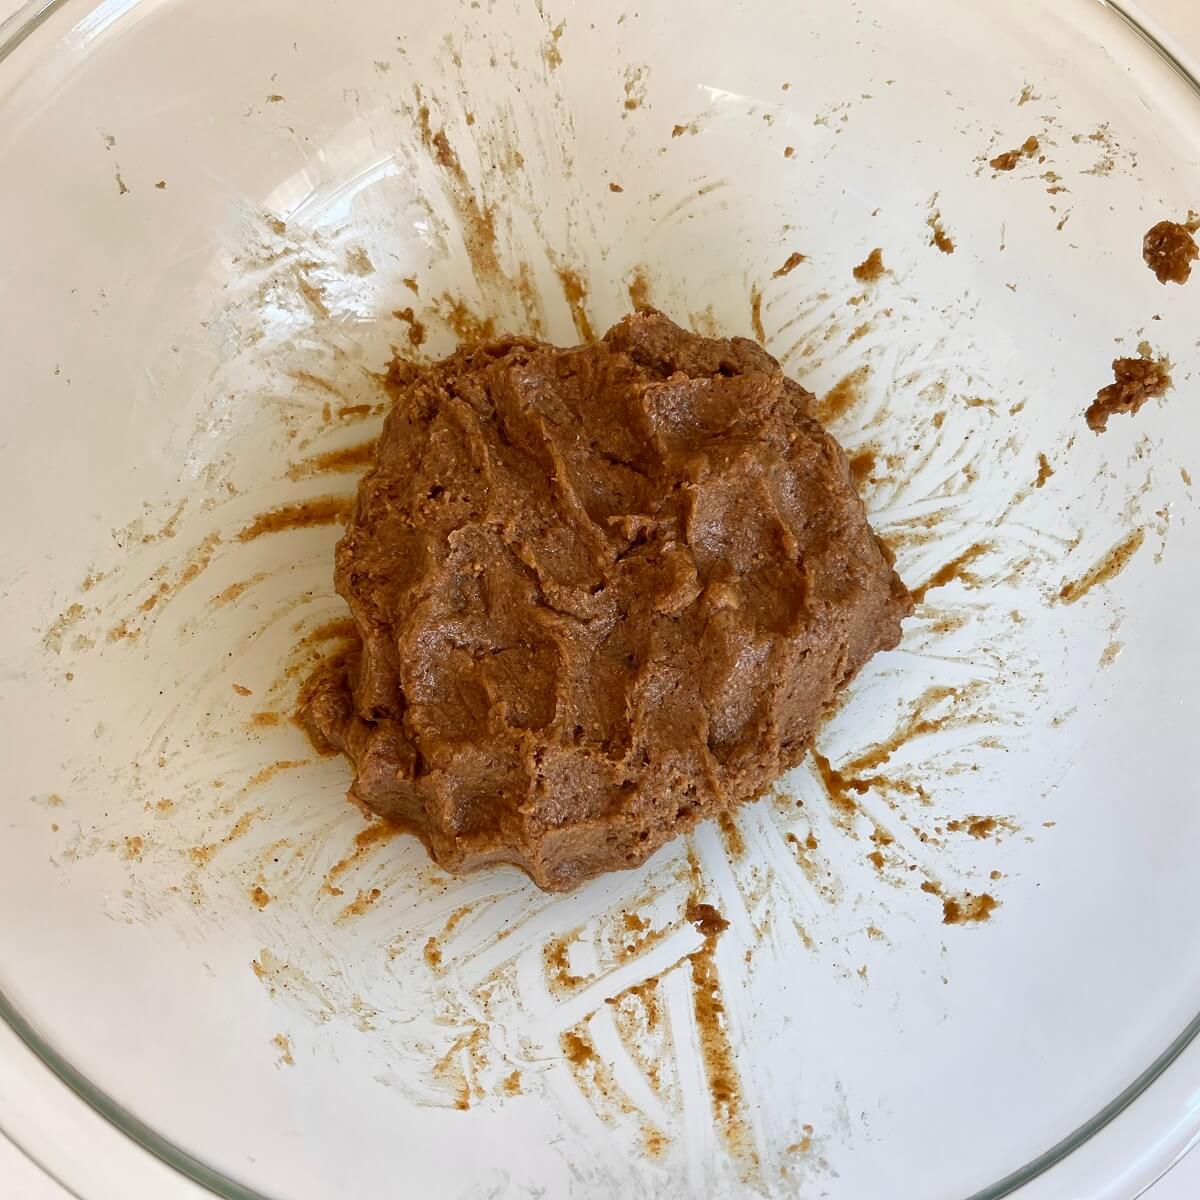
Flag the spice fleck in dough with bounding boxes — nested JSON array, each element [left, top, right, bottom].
[[304, 311, 911, 891]]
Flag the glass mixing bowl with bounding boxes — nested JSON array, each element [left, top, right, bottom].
[[1, 1, 1199, 1197]]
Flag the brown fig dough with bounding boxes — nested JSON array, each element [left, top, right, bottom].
[[304, 310, 911, 891]]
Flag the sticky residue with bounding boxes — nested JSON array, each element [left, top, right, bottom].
[[622, 64, 649, 114], [772, 251, 807, 279], [687, 900, 758, 1183], [989, 135, 1040, 172], [810, 685, 979, 831], [852, 248, 885, 283], [628, 270, 652, 311], [921, 879, 1000, 924], [335, 886, 383, 923], [272, 1034, 294, 1067], [431, 295, 497, 345], [1058, 529, 1145, 604], [432, 1028, 480, 1111], [236, 497, 354, 542], [189, 801, 270, 870], [244, 761, 308, 790], [559, 1021, 668, 1155], [816, 365, 871, 425], [685, 899, 731, 939], [749, 285, 766, 344], [108, 531, 224, 641], [393, 306, 428, 349], [927, 201, 956, 254], [543, 929, 588, 991], [42, 603, 86, 654], [941, 892, 1000, 925], [909, 543, 991, 605], [945, 816, 1000, 839], [211, 572, 271, 609], [809, 750, 865, 819], [413, 101, 500, 281], [344, 246, 373, 276], [285, 441, 376, 481], [556, 267, 595, 342], [542, 19, 565, 70], [561, 1027, 596, 1068], [716, 812, 746, 861], [319, 819, 405, 897], [605, 973, 674, 1110], [848, 448, 877, 490]]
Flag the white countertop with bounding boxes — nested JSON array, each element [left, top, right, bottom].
[[0, 0, 1197, 1196]]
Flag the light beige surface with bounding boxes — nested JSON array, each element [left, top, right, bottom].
[[1145, 0, 1200, 49], [0, 1130, 62, 1200]]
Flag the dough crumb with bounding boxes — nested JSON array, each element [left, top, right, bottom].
[[989, 135, 1040, 171], [1142, 218, 1199, 285], [852, 248, 885, 283], [1085, 352, 1172, 433]]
